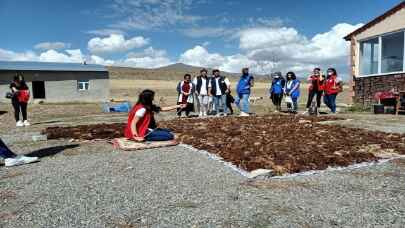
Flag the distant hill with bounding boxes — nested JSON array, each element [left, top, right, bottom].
[[108, 63, 247, 81]]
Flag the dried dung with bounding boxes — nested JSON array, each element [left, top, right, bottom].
[[42, 115, 405, 175]]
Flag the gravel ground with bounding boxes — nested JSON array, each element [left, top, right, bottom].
[[1, 107, 405, 227], [1, 140, 405, 227]]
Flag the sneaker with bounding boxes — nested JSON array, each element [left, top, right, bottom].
[[23, 120, 30, 126], [203, 112, 207, 116], [16, 121, 24, 127], [199, 112, 203, 117], [302, 111, 308, 115], [5, 156, 39, 167], [239, 112, 249, 117]]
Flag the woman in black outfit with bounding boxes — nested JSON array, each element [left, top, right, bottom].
[[10, 75, 30, 127]]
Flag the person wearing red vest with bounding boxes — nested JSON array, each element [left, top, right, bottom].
[[10, 74, 30, 127], [323, 68, 343, 113], [304, 68, 324, 113], [124, 89, 184, 142]]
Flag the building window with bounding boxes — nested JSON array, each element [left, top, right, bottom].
[[77, 80, 89, 91], [381, 32, 404, 73], [360, 38, 379, 75]]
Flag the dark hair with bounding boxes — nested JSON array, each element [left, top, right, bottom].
[[200, 68, 207, 73], [137, 89, 155, 111], [242, 67, 249, 73], [212, 69, 220, 74], [13, 74, 24, 82], [327, 68, 337, 76], [286, 71, 296, 80], [314, 68, 321, 72], [184, 74, 191, 79]]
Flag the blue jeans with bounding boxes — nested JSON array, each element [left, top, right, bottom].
[[324, 94, 337, 113], [213, 95, 227, 114], [235, 93, 250, 113], [0, 138, 17, 159], [145, 129, 174, 141]]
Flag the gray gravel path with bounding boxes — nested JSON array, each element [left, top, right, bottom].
[[1, 140, 405, 227]]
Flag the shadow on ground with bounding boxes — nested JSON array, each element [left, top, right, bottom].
[[27, 144, 79, 158]]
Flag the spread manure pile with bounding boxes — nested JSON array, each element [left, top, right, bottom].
[[43, 115, 405, 175]]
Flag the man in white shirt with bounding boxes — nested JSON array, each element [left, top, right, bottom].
[[208, 69, 231, 116], [193, 69, 210, 117]]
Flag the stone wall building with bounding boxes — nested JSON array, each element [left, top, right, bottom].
[[0, 61, 110, 103], [344, 1, 405, 106]]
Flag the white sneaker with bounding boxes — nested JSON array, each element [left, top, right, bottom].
[[199, 112, 203, 117], [23, 120, 30, 126], [5, 156, 39, 167], [239, 112, 249, 117], [16, 121, 24, 127], [223, 113, 228, 117], [203, 112, 207, 116], [302, 111, 308, 115]]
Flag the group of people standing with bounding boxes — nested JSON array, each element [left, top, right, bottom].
[[176, 68, 254, 117], [270, 67, 343, 114]]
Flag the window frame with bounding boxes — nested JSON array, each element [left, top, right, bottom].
[[357, 29, 405, 77], [77, 79, 90, 91]]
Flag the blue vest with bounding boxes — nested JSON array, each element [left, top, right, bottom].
[[285, 79, 300, 98], [271, 79, 284, 94], [237, 74, 253, 95]]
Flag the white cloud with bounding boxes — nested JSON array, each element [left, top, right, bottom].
[[34, 42, 70, 50], [119, 47, 172, 68], [179, 27, 231, 38], [179, 45, 225, 68], [88, 34, 149, 54], [110, 0, 204, 30], [90, 55, 115, 65], [179, 45, 253, 73], [0, 48, 38, 61], [86, 29, 125, 36], [39, 49, 84, 63], [238, 23, 363, 77]]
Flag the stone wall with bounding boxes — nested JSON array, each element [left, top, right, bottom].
[[354, 73, 405, 106]]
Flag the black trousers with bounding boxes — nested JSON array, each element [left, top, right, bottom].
[[306, 90, 323, 108], [12, 99, 28, 121], [271, 93, 283, 109], [177, 103, 193, 117]]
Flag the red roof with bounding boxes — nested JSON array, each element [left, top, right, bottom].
[[344, 1, 405, 41]]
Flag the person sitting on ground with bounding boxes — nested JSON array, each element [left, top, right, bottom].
[[323, 68, 343, 114], [269, 72, 285, 112], [235, 67, 254, 116], [193, 69, 210, 117], [284, 72, 300, 113], [10, 74, 31, 127], [208, 69, 230, 116], [125, 89, 184, 142], [176, 74, 194, 117], [0, 138, 39, 167], [304, 68, 324, 114]]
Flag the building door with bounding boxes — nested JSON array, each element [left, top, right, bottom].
[[32, 81, 46, 99]]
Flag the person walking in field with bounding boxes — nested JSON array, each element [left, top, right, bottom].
[[125, 89, 185, 142], [10, 74, 30, 127], [269, 72, 285, 112], [1, 138, 39, 167], [323, 68, 343, 114], [208, 69, 230, 116], [235, 68, 254, 116], [193, 69, 210, 117], [176, 74, 194, 117], [304, 68, 324, 114], [284, 72, 300, 113], [226, 90, 235, 115]]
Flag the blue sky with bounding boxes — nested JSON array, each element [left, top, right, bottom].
[[0, 0, 402, 77]]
